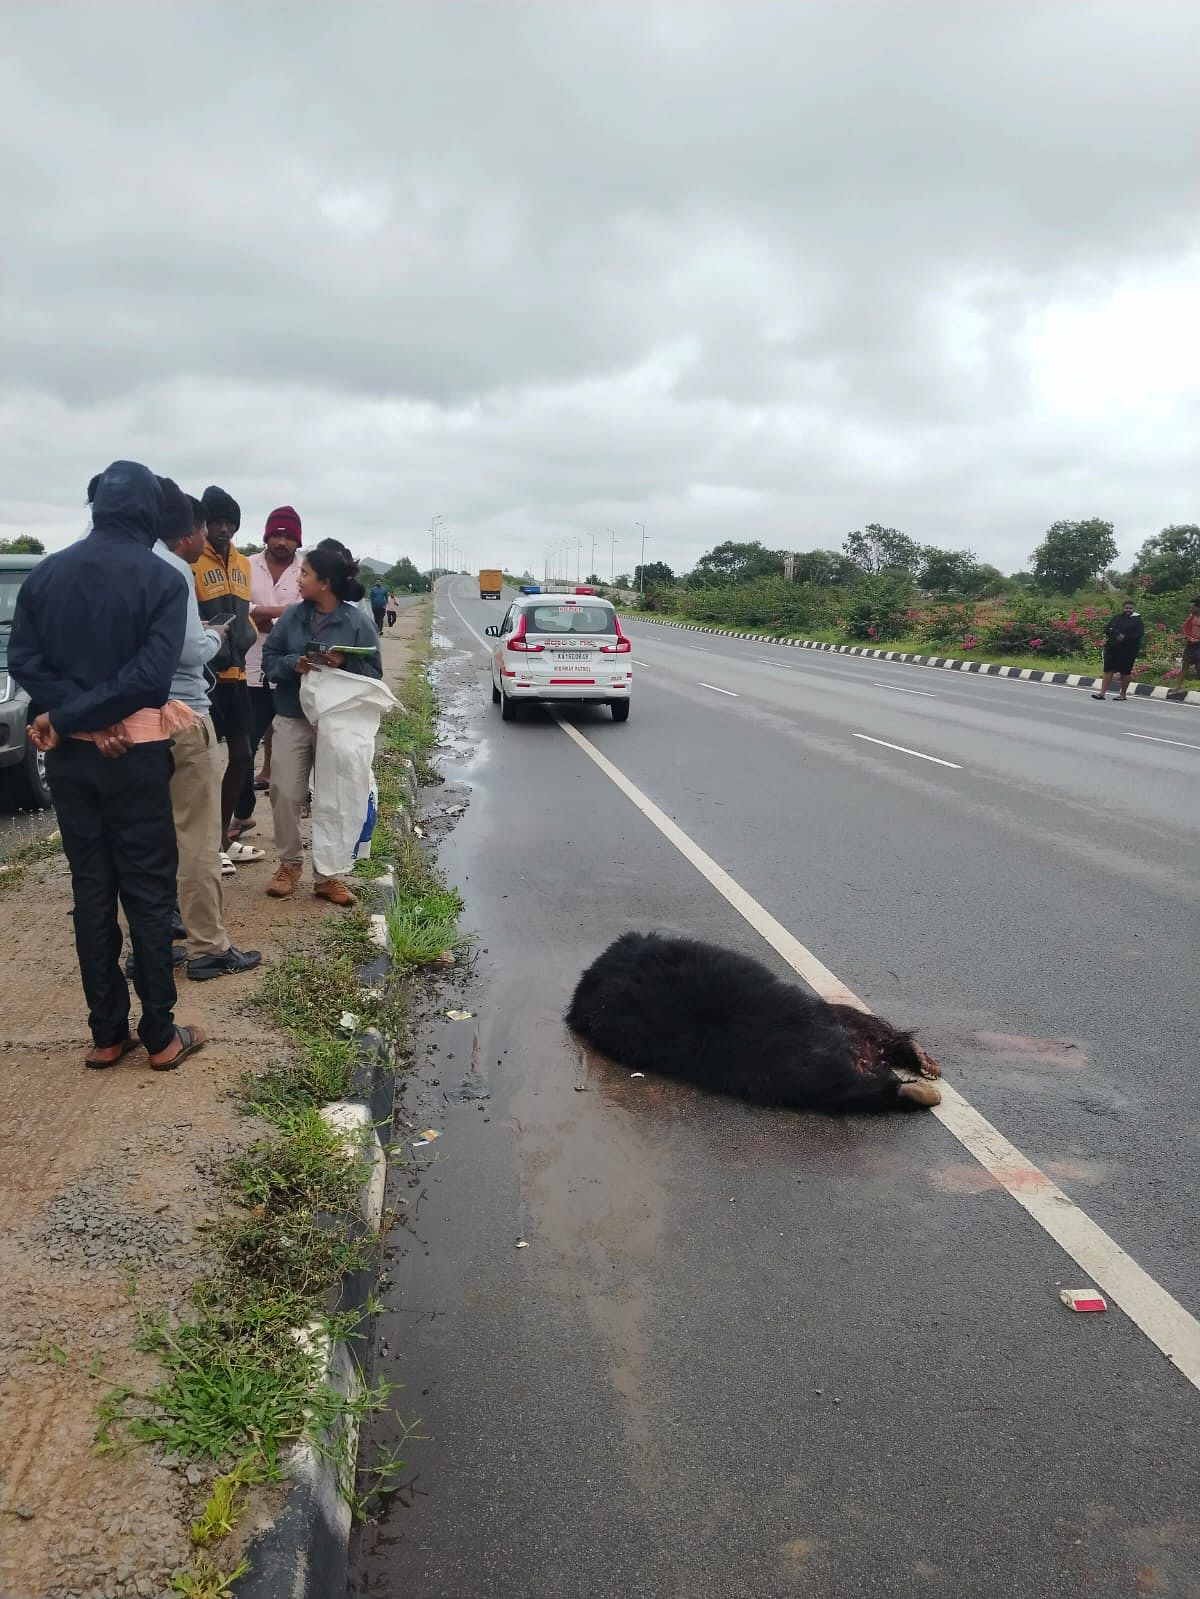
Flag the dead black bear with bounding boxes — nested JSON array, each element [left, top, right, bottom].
[[566, 931, 941, 1111]]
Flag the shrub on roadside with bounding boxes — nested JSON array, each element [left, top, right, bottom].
[[677, 576, 838, 634], [913, 601, 980, 649], [838, 574, 916, 642]]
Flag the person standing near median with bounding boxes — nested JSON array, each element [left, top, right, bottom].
[[8, 462, 205, 1071], [369, 575, 389, 633], [1092, 600, 1145, 701], [155, 491, 262, 983], [1167, 597, 1200, 700], [262, 544, 382, 906], [230, 505, 304, 839], [194, 486, 264, 872]]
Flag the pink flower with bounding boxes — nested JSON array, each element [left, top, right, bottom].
[[1029, 637, 1043, 649]]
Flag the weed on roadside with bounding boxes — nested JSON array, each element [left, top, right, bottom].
[[386, 887, 469, 969], [170, 1556, 249, 1598], [0, 827, 61, 896]]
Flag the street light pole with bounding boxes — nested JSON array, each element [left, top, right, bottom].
[[636, 521, 646, 596], [607, 529, 618, 584]]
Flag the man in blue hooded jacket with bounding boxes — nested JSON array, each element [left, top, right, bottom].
[[9, 460, 206, 1072]]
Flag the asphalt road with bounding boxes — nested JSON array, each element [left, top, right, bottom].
[[349, 579, 1199, 1599]]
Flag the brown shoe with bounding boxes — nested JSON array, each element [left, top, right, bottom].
[[314, 877, 357, 907], [266, 862, 303, 898]]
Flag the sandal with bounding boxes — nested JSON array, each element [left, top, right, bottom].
[[227, 842, 266, 863], [220, 851, 237, 877], [254, 777, 270, 791], [149, 1024, 207, 1072], [1091, 693, 1106, 700], [85, 1034, 141, 1070], [228, 819, 257, 840]]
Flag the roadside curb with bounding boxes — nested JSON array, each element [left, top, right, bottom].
[[234, 734, 420, 1598], [622, 615, 1200, 706]]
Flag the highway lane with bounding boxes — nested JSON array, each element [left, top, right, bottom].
[[623, 620, 1200, 838], [444, 584, 1198, 1303], [350, 579, 1200, 1599], [623, 613, 1200, 738], [578, 609, 1199, 1312]]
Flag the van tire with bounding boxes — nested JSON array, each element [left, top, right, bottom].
[[491, 678, 501, 704], [500, 690, 517, 721], [610, 701, 630, 722]]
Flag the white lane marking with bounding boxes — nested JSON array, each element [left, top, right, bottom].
[[871, 681, 938, 698], [754, 656, 795, 669], [1123, 731, 1200, 752], [699, 682, 739, 697], [853, 733, 962, 769], [689, 644, 715, 654], [551, 714, 1200, 1393]]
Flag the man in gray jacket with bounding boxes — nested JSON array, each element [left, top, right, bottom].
[[155, 487, 262, 981]]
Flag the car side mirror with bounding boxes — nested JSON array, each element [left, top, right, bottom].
[[484, 625, 499, 637]]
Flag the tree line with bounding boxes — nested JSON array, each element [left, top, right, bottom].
[[626, 519, 1199, 600]]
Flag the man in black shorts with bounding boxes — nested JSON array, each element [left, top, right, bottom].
[[194, 487, 262, 868]]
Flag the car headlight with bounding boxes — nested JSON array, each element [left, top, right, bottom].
[[0, 672, 12, 703]]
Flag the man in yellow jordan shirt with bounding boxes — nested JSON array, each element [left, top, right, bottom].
[[194, 486, 263, 871]]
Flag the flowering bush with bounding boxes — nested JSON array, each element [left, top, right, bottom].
[[914, 601, 980, 648]]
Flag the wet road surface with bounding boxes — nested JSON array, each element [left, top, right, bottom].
[[349, 581, 1199, 1599]]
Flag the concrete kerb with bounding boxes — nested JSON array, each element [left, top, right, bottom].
[[234, 749, 419, 1599], [622, 614, 1200, 706]]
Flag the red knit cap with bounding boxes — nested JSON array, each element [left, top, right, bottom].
[[264, 505, 302, 545]]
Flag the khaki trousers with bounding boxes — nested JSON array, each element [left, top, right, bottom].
[[269, 714, 316, 868], [170, 715, 229, 959]]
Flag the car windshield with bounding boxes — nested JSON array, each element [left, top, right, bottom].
[[0, 573, 24, 629], [524, 605, 616, 636]]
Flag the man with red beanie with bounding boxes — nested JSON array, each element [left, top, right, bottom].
[[231, 505, 304, 836]]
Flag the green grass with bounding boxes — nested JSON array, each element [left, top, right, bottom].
[[385, 887, 468, 969]]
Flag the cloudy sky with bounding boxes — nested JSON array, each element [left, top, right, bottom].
[[3, 2, 1197, 578]]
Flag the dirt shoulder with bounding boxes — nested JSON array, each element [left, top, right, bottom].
[[0, 605, 425, 1599]]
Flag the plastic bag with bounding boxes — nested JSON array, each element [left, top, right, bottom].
[[354, 779, 378, 863], [299, 668, 398, 879]]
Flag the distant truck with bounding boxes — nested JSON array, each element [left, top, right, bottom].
[[479, 568, 503, 599]]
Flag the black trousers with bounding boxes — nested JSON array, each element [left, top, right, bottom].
[[236, 685, 277, 820], [47, 740, 178, 1053]]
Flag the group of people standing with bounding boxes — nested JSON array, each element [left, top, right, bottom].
[[8, 461, 385, 1072]]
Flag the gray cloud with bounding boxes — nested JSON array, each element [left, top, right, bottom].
[[2, 1, 1197, 574]]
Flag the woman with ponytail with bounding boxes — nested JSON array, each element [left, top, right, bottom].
[[262, 544, 384, 905]]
